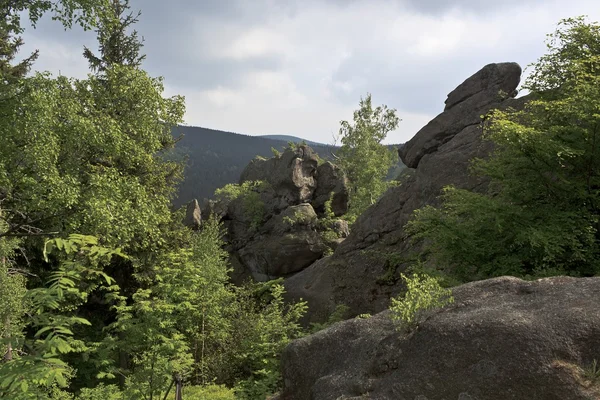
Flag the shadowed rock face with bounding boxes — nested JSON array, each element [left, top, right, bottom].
[[284, 62, 524, 323], [311, 162, 349, 217], [278, 276, 600, 400]]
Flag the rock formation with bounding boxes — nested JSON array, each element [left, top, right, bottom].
[[208, 145, 350, 283], [278, 276, 600, 400], [283, 62, 525, 322], [183, 199, 201, 230]]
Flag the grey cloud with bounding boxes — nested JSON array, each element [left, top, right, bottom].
[[325, 0, 547, 15]]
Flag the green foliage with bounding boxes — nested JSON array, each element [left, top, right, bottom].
[[270, 147, 281, 157], [0, 235, 122, 399], [309, 304, 350, 333], [389, 273, 454, 330], [83, 0, 146, 73], [336, 93, 400, 222], [231, 283, 307, 400], [0, 208, 28, 364], [407, 17, 600, 281], [214, 181, 267, 231], [583, 359, 600, 385], [169, 384, 235, 400], [316, 193, 343, 256], [77, 384, 122, 400], [283, 210, 313, 228]]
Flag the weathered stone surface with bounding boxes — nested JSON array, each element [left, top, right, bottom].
[[400, 62, 522, 168], [445, 62, 521, 111], [279, 276, 600, 400], [238, 230, 327, 280], [240, 145, 319, 209], [284, 63, 525, 323], [208, 145, 350, 281], [237, 205, 324, 279], [311, 161, 349, 217], [183, 199, 201, 230]]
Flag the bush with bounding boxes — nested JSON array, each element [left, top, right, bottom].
[[169, 384, 235, 400], [390, 273, 454, 330], [214, 181, 267, 231]]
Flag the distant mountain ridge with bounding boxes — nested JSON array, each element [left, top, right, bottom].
[[258, 135, 330, 148]]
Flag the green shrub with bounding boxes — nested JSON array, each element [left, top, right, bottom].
[[77, 384, 122, 400], [270, 147, 281, 157], [283, 210, 313, 228], [390, 273, 454, 330], [309, 304, 349, 333], [214, 181, 267, 231], [168, 384, 235, 400]]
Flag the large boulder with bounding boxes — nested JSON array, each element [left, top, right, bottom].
[[279, 276, 600, 400], [284, 63, 524, 323], [237, 204, 328, 280]]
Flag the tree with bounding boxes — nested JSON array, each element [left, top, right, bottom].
[[83, 0, 146, 73], [336, 93, 400, 222], [407, 17, 600, 281]]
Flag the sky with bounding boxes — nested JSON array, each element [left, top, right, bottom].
[[21, 0, 600, 144]]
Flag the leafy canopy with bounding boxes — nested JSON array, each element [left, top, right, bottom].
[[336, 93, 400, 222]]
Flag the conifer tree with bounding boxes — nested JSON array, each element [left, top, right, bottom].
[[83, 0, 145, 73]]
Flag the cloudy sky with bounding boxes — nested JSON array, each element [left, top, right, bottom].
[[21, 0, 600, 144]]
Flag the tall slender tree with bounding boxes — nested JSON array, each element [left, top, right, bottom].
[[336, 93, 400, 222]]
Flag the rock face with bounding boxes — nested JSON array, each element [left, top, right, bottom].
[[284, 62, 524, 322], [183, 199, 201, 230], [279, 276, 600, 400], [240, 145, 319, 210], [401, 62, 522, 169], [215, 145, 350, 282], [311, 162, 349, 217]]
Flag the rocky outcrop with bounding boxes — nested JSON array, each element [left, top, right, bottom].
[[311, 162, 349, 217], [401, 62, 522, 168], [236, 204, 328, 280], [183, 199, 201, 230], [284, 62, 524, 322], [278, 276, 600, 400], [240, 145, 319, 211], [212, 145, 350, 282]]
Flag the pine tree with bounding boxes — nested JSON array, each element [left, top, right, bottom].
[[83, 0, 146, 73]]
